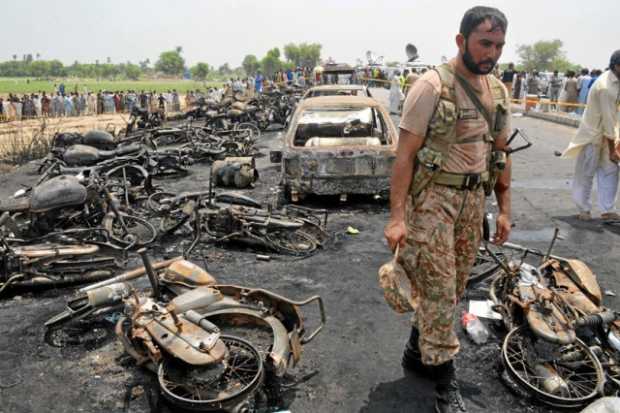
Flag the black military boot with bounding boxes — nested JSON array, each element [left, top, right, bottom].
[[401, 327, 427, 374], [434, 360, 467, 413]]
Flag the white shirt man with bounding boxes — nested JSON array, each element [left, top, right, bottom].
[[563, 51, 620, 220]]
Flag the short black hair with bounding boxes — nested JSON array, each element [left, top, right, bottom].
[[460, 6, 508, 39]]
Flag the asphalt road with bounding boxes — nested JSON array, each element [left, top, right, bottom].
[[0, 104, 619, 413]]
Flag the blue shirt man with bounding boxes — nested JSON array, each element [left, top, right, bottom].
[[255, 73, 264, 93]]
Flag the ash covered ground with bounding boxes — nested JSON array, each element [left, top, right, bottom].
[[1, 111, 619, 413]]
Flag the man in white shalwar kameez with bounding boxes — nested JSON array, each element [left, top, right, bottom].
[[562, 50, 620, 221], [389, 71, 403, 115]]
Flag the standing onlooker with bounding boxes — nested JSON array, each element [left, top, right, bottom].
[[548, 70, 563, 111], [501, 62, 516, 96], [562, 50, 620, 221], [79, 93, 86, 115], [563, 71, 579, 112], [96, 91, 104, 115], [157, 93, 166, 113], [576, 68, 592, 115], [588, 69, 602, 92], [255, 72, 264, 93], [13, 95, 23, 120], [114, 92, 121, 113], [0, 97, 4, 121], [388, 70, 403, 115], [172, 90, 180, 112], [403, 69, 419, 96], [72, 93, 79, 116], [526, 71, 540, 94], [64, 94, 73, 117], [512, 71, 524, 100], [41, 92, 50, 117]]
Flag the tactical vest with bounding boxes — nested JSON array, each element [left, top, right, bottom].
[[411, 63, 508, 196]]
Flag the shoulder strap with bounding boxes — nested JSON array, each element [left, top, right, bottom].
[[453, 71, 494, 135], [434, 64, 456, 102]]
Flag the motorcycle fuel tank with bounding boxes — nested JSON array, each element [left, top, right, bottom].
[[30, 175, 87, 213]]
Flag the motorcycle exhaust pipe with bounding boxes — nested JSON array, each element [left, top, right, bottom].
[[79, 256, 182, 293]]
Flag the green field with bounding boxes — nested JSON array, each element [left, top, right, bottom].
[[0, 78, 223, 96]]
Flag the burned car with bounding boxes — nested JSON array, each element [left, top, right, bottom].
[[302, 84, 372, 99], [271, 96, 397, 202]]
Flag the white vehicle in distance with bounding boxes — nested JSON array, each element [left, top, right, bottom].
[[302, 84, 373, 99]]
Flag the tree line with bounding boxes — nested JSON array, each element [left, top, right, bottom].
[[0, 43, 323, 81]]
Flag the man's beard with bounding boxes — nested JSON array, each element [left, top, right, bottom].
[[462, 42, 496, 75]]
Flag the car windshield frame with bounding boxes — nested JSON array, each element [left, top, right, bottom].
[[291, 105, 390, 147]]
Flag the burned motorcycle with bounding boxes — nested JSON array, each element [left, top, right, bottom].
[[0, 212, 122, 294], [125, 106, 163, 134], [147, 190, 327, 257], [486, 232, 620, 408], [46, 251, 325, 412], [0, 174, 157, 250]]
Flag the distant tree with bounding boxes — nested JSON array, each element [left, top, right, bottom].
[[35, 53, 40, 60], [155, 49, 185, 76], [261, 48, 282, 77], [191, 62, 210, 80], [283, 44, 300, 66], [139, 59, 150, 71], [30, 60, 49, 77], [517, 39, 575, 72], [106, 56, 112, 64], [12, 54, 17, 61], [284, 43, 321, 68], [124, 63, 142, 80], [25, 54, 33, 64], [175, 46, 183, 54], [48, 60, 65, 77], [217, 63, 232, 76], [242, 55, 260, 76]]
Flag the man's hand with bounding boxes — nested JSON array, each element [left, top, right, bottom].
[[384, 219, 407, 251], [493, 213, 511, 245], [612, 140, 620, 163]]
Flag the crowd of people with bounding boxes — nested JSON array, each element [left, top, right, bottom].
[[0, 87, 186, 122], [500, 63, 605, 113]]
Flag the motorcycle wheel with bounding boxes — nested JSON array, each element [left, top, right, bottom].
[[103, 214, 157, 249], [146, 191, 176, 214], [502, 325, 605, 409], [158, 335, 264, 412], [264, 229, 318, 256], [235, 122, 261, 139]]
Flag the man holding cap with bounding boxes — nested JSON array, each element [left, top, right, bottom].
[[563, 50, 620, 220]]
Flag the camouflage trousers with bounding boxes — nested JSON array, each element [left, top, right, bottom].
[[399, 183, 485, 366]]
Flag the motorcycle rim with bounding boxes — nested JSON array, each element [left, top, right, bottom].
[[234, 122, 261, 139], [265, 229, 318, 256], [103, 214, 157, 248], [502, 325, 605, 408], [158, 335, 264, 412]]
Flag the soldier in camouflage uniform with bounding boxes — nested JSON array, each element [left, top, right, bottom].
[[384, 6, 512, 413]]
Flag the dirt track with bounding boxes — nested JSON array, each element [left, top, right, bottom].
[[1, 106, 619, 412]]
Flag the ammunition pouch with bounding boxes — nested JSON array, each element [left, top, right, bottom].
[[483, 150, 507, 196], [410, 147, 443, 198]]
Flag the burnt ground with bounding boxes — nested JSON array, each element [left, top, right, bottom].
[[1, 112, 620, 413]]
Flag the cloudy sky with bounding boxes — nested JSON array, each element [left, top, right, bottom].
[[3, 0, 618, 70]]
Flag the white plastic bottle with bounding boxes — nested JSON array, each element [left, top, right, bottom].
[[461, 312, 489, 344]]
